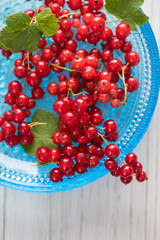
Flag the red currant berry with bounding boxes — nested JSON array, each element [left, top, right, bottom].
[[27, 72, 42, 88], [100, 27, 113, 41], [36, 146, 50, 163], [104, 120, 118, 135], [5, 93, 16, 105], [71, 55, 86, 71], [133, 162, 143, 174], [110, 99, 120, 108], [105, 144, 120, 159], [18, 122, 30, 135], [125, 51, 140, 66], [49, 168, 63, 182], [12, 109, 25, 123], [89, 0, 103, 11], [63, 111, 78, 128], [38, 37, 47, 49], [87, 155, 99, 168], [64, 39, 77, 52], [31, 53, 42, 65], [120, 41, 132, 53], [136, 171, 147, 182], [35, 60, 50, 77], [24, 9, 35, 18], [16, 94, 29, 108], [120, 165, 133, 178], [107, 58, 122, 73], [14, 66, 28, 79], [5, 135, 19, 147], [0, 131, 5, 142], [84, 126, 98, 140], [125, 77, 139, 92], [75, 152, 87, 165], [3, 111, 13, 121], [116, 23, 131, 40], [125, 153, 137, 166], [2, 122, 16, 137], [74, 163, 88, 174], [82, 66, 96, 79], [111, 167, 121, 177], [28, 98, 36, 109], [8, 81, 22, 95], [105, 159, 118, 171], [52, 130, 61, 145], [90, 112, 104, 126], [0, 117, 4, 127], [32, 87, 45, 99], [69, 0, 82, 10], [50, 148, 61, 162], [59, 157, 74, 173], [53, 29, 66, 44], [59, 132, 72, 145], [90, 17, 105, 32], [98, 79, 111, 93], [72, 98, 88, 115], [19, 131, 34, 145], [120, 176, 133, 184]]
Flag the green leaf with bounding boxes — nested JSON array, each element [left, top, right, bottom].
[[0, 26, 41, 52], [6, 12, 31, 31], [105, 0, 149, 31], [0, 11, 41, 52], [36, 8, 59, 37], [20, 109, 59, 156]]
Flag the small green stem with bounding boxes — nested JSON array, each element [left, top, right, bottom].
[[28, 122, 47, 129], [58, 11, 81, 19], [50, 63, 81, 73], [105, 19, 122, 24], [98, 132, 110, 145]]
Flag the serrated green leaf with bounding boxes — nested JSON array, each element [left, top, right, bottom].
[[0, 26, 41, 52], [36, 8, 59, 37], [20, 109, 59, 156], [6, 12, 31, 31], [105, 0, 149, 31]]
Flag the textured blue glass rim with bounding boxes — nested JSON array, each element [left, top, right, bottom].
[[0, 19, 160, 193]]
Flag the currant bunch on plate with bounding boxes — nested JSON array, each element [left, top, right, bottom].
[[0, 0, 147, 185]]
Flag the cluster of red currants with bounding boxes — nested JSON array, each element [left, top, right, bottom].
[[0, 0, 146, 184]]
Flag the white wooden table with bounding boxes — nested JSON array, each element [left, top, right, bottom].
[[0, 1, 160, 239]]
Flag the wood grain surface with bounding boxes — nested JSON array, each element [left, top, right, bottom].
[[0, 0, 160, 239]]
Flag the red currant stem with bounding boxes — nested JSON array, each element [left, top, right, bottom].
[[30, 8, 38, 26], [22, 78, 27, 93], [117, 50, 122, 61], [22, 56, 27, 66], [99, 63, 104, 72], [105, 19, 122, 24], [11, 67, 15, 70], [26, 85, 32, 91], [118, 156, 125, 165], [89, 122, 105, 130], [118, 68, 128, 105], [58, 11, 81, 19], [98, 132, 110, 145], [73, 92, 85, 96], [49, 63, 81, 73], [28, 122, 47, 129], [126, 92, 132, 102], [32, 160, 58, 167], [27, 51, 31, 71], [69, 85, 75, 100]]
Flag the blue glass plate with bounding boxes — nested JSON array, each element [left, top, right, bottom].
[[0, 0, 160, 192]]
